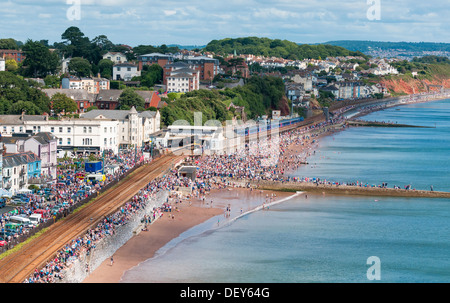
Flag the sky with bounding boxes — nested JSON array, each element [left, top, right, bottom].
[[0, 0, 449, 47]]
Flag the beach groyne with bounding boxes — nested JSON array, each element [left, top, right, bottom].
[[58, 190, 169, 283], [241, 180, 450, 199]]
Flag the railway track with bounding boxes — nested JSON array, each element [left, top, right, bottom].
[[0, 154, 184, 283]]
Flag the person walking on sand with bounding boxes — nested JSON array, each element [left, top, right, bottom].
[[110, 255, 114, 266]]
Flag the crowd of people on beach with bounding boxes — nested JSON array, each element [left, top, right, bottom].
[[23, 165, 230, 283], [21, 94, 449, 282]]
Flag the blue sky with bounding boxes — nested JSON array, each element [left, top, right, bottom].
[[1, 0, 449, 46]]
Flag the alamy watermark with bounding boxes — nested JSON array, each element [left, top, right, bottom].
[[67, 0, 81, 21], [366, 256, 381, 280], [168, 112, 280, 166], [367, 0, 381, 20]]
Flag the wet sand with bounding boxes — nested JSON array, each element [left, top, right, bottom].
[[83, 203, 222, 283], [83, 187, 293, 283]]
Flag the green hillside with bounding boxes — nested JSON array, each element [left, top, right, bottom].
[[203, 37, 367, 60]]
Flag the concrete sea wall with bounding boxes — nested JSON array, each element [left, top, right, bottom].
[[59, 190, 169, 283]]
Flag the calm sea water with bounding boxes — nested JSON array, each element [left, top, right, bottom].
[[121, 99, 450, 283]]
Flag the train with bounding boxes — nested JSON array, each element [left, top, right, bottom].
[[235, 117, 305, 136]]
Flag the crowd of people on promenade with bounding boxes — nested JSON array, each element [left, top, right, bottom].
[[1, 149, 144, 245], [23, 164, 229, 283]]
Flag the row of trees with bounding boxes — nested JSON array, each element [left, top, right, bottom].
[[0, 72, 78, 115], [204, 37, 367, 60]]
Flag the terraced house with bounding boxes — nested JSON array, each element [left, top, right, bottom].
[[2, 152, 41, 194]]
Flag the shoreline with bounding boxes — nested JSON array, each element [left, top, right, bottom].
[[82, 92, 449, 283], [83, 187, 293, 283]]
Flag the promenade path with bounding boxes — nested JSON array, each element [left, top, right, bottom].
[[0, 154, 184, 283]]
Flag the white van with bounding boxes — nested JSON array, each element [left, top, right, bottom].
[[29, 213, 42, 225], [9, 215, 32, 226], [86, 174, 106, 182]]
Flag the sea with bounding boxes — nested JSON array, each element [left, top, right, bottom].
[[120, 98, 450, 283]]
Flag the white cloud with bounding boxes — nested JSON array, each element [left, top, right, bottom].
[[163, 10, 177, 16]]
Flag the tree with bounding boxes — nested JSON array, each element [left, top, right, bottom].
[[0, 71, 51, 114], [68, 57, 92, 77], [117, 88, 145, 110], [92, 35, 114, 51], [51, 93, 78, 115], [60, 26, 102, 64], [8, 101, 42, 115], [22, 40, 59, 77], [5, 59, 18, 72], [97, 59, 114, 79], [0, 38, 19, 50], [138, 64, 163, 87], [44, 75, 61, 88]]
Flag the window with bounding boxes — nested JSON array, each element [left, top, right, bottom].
[[37, 126, 41, 132], [104, 127, 107, 133], [83, 127, 87, 133], [11, 127, 15, 132], [3, 126, 6, 132], [88, 127, 92, 133], [59, 127, 63, 133], [104, 138, 107, 145], [68, 127, 71, 133], [127, 67, 131, 71], [50, 127, 54, 133], [59, 138, 62, 145], [19, 127, 23, 132], [67, 138, 71, 145]]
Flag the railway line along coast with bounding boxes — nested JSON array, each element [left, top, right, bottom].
[[0, 154, 184, 283]]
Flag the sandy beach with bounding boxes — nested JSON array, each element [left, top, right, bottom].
[[82, 202, 222, 283], [82, 187, 293, 283]]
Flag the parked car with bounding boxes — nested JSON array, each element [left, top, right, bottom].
[[0, 238, 7, 247]]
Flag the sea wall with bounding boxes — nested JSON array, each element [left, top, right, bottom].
[[58, 190, 169, 283], [249, 180, 450, 199]]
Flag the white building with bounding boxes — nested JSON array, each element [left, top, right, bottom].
[[0, 114, 120, 154], [164, 61, 200, 93], [103, 52, 127, 64], [113, 63, 140, 81], [81, 108, 161, 149], [0, 57, 5, 72]]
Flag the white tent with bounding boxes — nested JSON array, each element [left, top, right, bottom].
[[17, 188, 32, 194], [0, 189, 13, 198]]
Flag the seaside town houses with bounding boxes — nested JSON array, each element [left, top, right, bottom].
[[103, 51, 127, 64], [113, 63, 141, 81], [163, 61, 200, 93], [0, 107, 160, 156], [2, 132, 57, 181], [1, 150, 43, 195]]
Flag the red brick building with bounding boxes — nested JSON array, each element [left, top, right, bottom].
[[138, 53, 174, 70], [0, 49, 25, 63], [183, 56, 220, 82]]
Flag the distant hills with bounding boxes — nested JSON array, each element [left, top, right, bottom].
[[321, 40, 450, 53], [167, 44, 205, 51]]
